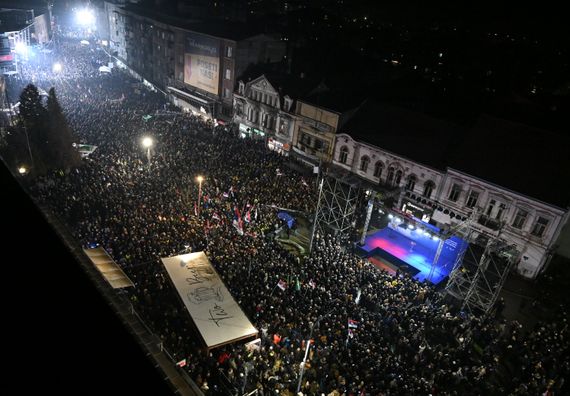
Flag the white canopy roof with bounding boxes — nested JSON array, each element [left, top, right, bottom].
[[161, 252, 258, 349]]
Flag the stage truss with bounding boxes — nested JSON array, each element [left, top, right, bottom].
[[445, 234, 517, 315], [309, 173, 361, 252]]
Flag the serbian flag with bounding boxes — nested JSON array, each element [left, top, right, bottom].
[[277, 279, 287, 291], [176, 358, 187, 367], [245, 209, 251, 223], [234, 206, 243, 229], [348, 319, 359, 329]]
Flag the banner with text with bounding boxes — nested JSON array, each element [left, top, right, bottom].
[[183, 33, 220, 95], [161, 252, 258, 349]]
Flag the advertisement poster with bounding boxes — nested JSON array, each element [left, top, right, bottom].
[[184, 33, 220, 95]]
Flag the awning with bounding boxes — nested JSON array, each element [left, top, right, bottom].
[[84, 247, 134, 289], [167, 86, 210, 104]]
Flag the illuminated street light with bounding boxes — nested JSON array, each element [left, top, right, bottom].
[[196, 176, 204, 216], [18, 166, 27, 175], [76, 9, 95, 26], [52, 62, 62, 72], [142, 136, 153, 164]]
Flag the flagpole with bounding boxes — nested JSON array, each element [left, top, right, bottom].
[[309, 176, 325, 254]]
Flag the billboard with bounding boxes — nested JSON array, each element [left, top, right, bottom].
[[183, 33, 220, 95]]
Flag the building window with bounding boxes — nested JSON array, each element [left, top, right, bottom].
[[360, 156, 370, 172], [405, 175, 416, 191], [373, 162, 383, 178], [486, 199, 496, 216], [448, 183, 461, 202], [423, 181, 435, 198], [226, 46, 232, 57], [395, 170, 402, 185], [387, 167, 395, 184], [224, 88, 231, 98], [512, 209, 528, 229], [496, 203, 507, 220], [531, 216, 549, 237], [226, 69, 231, 80], [339, 146, 349, 164], [466, 190, 479, 208]]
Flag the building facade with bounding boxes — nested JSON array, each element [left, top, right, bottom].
[[105, 2, 285, 119], [333, 133, 569, 279], [233, 74, 298, 154]]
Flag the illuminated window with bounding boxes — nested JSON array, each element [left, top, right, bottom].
[[360, 156, 370, 172], [339, 146, 348, 164], [226, 69, 231, 80], [226, 46, 232, 57]]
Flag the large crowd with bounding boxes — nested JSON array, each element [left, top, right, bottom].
[[5, 35, 568, 396]]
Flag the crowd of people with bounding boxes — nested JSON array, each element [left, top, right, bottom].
[[5, 35, 568, 396]]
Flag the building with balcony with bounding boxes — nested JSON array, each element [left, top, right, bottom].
[[233, 71, 318, 154], [333, 101, 570, 279], [105, 2, 286, 119]]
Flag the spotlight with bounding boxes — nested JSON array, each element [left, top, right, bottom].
[[52, 62, 62, 72], [432, 235, 439, 241], [407, 224, 414, 230], [76, 9, 95, 26], [15, 42, 28, 55], [388, 214, 394, 219]]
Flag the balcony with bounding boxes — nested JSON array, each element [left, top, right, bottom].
[[478, 215, 502, 231]]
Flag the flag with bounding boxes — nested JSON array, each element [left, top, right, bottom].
[[234, 205, 244, 233], [308, 279, 316, 289], [348, 319, 359, 329], [232, 219, 244, 235], [245, 209, 251, 223], [212, 212, 221, 221], [355, 289, 362, 305], [176, 359, 187, 367], [301, 178, 309, 187], [348, 328, 355, 338], [277, 279, 287, 291]]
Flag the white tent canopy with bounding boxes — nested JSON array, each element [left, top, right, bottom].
[[161, 252, 258, 349]]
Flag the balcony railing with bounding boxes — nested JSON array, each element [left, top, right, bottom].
[[478, 215, 502, 231]]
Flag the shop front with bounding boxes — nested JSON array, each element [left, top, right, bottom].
[[239, 123, 266, 139], [267, 137, 290, 156]]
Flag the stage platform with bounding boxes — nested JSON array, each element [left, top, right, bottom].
[[358, 221, 468, 284]]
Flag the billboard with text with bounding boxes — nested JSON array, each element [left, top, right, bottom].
[[183, 33, 220, 95]]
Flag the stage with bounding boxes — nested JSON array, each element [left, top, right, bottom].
[[358, 220, 468, 284]]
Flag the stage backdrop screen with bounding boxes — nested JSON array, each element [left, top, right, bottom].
[[183, 33, 220, 95]]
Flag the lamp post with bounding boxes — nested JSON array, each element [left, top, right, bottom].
[[196, 175, 204, 216], [142, 136, 153, 164]]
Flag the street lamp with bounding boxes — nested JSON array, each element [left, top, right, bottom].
[[76, 9, 95, 26], [18, 166, 27, 175], [196, 175, 204, 216], [142, 136, 153, 164]]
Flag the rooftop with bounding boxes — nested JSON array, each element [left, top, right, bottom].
[[341, 102, 570, 207]]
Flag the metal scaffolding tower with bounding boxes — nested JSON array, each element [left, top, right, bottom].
[[309, 172, 361, 252], [445, 215, 518, 315]]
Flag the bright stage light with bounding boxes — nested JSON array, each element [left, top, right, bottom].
[[15, 42, 27, 55], [388, 214, 394, 219], [76, 9, 95, 26], [52, 62, 62, 72], [432, 235, 439, 241], [408, 224, 414, 230]]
